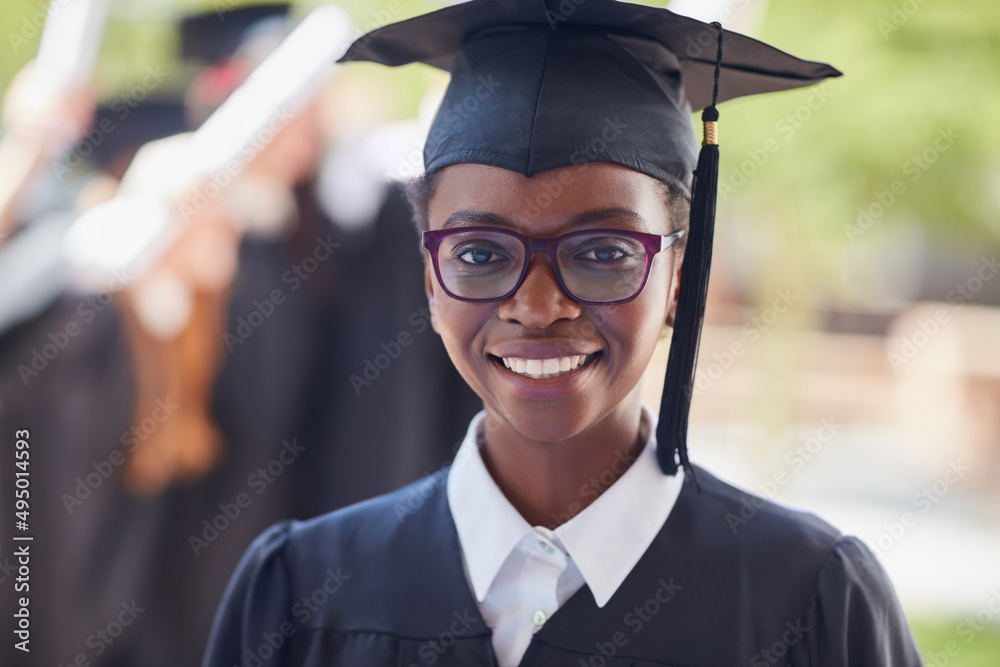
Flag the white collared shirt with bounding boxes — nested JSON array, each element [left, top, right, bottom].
[[446, 403, 685, 667]]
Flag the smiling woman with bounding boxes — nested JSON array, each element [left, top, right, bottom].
[[203, 1, 925, 666], [421, 163, 680, 459]]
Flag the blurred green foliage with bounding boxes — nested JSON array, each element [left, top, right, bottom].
[[2, 0, 995, 265], [717, 0, 1000, 308], [911, 615, 1000, 667]]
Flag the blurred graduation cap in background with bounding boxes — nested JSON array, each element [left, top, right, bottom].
[[74, 3, 297, 176], [60, 6, 350, 276], [179, 3, 294, 124], [84, 4, 297, 177], [179, 3, 291, 64], [337, 0, 841, 483]]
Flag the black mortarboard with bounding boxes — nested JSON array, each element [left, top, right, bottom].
[[338, 0, 841, 484], [180, 3, 290, 64]]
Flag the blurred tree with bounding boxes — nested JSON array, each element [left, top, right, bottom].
[[718, 0, 1000, 308]]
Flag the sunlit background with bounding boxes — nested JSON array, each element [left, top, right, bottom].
[[1, 0, 998, 664]]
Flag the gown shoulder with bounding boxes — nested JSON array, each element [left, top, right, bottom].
[[630, 467, 925, 666], [201, 466, 494, 667], [786, 535, 925, 666]]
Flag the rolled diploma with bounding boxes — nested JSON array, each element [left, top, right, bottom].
[[62, 6, 354, 277], [35, 0, 111, 90]]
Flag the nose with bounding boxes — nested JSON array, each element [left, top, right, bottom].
[[496, 250, 583, 327]]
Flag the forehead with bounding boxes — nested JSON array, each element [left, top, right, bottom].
[[427, 162, 672, 235]]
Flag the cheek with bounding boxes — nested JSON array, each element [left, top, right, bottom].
[[639, 257, 672, 325], [431, 298, 492, 379], [608, 264, 672, 374], [609, 305, 663, 370]]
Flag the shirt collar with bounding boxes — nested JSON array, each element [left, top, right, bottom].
[[447, 404, 685, 608]]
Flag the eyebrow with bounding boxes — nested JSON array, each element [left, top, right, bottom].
[[441, 207, 648, 230]]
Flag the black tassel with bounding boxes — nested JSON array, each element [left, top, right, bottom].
[[655, 22, 723, 492]]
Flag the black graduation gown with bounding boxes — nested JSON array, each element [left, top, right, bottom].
[[202, 464, 925, 667], [0, 181, 478, 667]]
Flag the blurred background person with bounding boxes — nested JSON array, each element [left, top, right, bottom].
[[0, 63, 95, 245], [0, 3, 478, 666]]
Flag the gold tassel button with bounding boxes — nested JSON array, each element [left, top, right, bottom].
[[703, 120, 718, 146]]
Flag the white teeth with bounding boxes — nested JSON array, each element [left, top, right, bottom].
[[497, 354, 595, 378]]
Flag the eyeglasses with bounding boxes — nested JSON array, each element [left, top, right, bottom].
[[422, 226, 685, 305]]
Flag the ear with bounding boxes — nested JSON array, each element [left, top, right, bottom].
[[664, 255, 683, 328], [423, 260, 439, 334]]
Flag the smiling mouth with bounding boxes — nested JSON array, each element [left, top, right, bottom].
[[489, 352, 602, 379]]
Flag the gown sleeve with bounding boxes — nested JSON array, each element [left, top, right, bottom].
[[789, 536, 925, 667], [202, 521, 296, 667]]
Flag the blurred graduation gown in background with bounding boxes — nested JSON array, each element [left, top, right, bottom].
[[0, 7, 480, 666], [0, 170, 479, 667]]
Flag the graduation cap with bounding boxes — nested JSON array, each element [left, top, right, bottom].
[[180, 3, 290, 64], [338, 0, 841, 484]]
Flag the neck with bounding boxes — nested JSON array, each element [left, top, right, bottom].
[[478, 391, 647, 530]]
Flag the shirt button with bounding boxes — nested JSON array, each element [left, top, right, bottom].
[[538, 540, 553, 553], [532, 610, 548, 626]]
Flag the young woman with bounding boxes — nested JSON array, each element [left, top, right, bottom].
[[203, 1, 925, 665]]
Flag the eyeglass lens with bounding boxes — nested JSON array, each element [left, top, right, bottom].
[[435, 230, 649, 302]]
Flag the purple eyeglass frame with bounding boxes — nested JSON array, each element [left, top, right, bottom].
[[422, 226, 685, 305]]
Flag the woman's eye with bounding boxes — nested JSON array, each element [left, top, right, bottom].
[[577, 245, 629, 262], [456, 247, 503, 264]]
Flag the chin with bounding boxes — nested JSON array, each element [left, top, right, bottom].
[[485, 396, 602, 444], [506, 418, 588, 445]]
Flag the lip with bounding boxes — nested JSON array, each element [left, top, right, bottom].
[[487, 350, 602, 400]]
